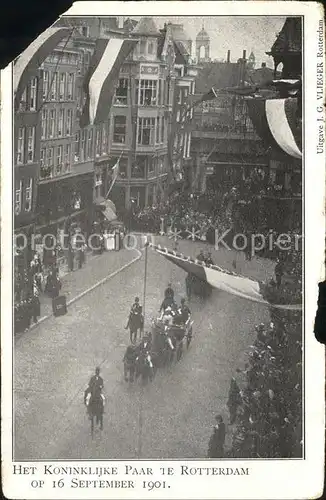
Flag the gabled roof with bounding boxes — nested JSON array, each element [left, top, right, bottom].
[[195, 62, 240, 93], [131, 17, 160, 36], [169, 23, 192, 43], [174, 40, 190, 64], [268, 17, 302, 55]]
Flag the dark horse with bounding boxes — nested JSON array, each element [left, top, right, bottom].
[[126, 311, 144, 344], [135, 351, 156, 384], [85, 392, 104, 437]]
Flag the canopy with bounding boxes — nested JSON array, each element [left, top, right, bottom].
[[148, 243, 301, 311]]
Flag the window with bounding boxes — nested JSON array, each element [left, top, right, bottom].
[[186, 133, 191, 158], [148, 41, 154, 54], [80, 129, 87, 161], [67, 73, 74, 100], [138, 117, 155, 146], [43, 71, 49, 99], [66, 109, 73, 135], [161, 80, 165, 105], [64, 144, 71, 171], [114, 78, 128, 105], [87, 129, 93, 158], [40, 148, 45, 167], [191, 81, 195, 95], [138, 79, 157, 106], [29, 78, 37, 110], [27, 127, 35, 163], [156, 117, 160, 143], [95, 129, 101, 156], [59, 73, 66, 100], [183, 132, 187, 158], [41, 109, 47, 139], [74, 132, 80, 162], [139, 40, 146, 54], [15, 181, 22, 215], [49, 109, 56, 138], [81, 26, 90, 37], [158, 80, 162, 105], [161, 117, 165, 143], [178, 89, 182, 104], [132, 156, 146, 178], [46, 147, 54, 166], [25, 178, 33, 212], [102, 122, 108, 153], [51, 72, 58, 100], [17, 128, 25, 164], [113, 116, 126, 143], [56, 145, 63, 174], [18, 89, 27, 112], [58, 109, 64, 136]]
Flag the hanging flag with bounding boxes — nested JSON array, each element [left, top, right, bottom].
[[148, 243, 302, 311], [246, 97, 302, 159], [106, 153, 122, 198], [80, 38, 138, 127], [14, 27, 72, 106]]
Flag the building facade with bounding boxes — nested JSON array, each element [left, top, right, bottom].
[[14, 70, 43, 300]]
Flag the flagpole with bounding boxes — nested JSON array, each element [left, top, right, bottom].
[[142, 243, 148, 336], [105, 150, 123, 199]]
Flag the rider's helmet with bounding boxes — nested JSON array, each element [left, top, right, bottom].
[[95, 366, 100, 375], [135, 297, 140, 302]]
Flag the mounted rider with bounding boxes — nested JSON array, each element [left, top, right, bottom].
[[159, 283, 176, 312], [84, 367, 105, 411], [126, 297, 144, 343]]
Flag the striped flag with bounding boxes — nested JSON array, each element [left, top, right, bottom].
[[106, 153, 122, 198], [80, 38, 137, 127], [246, 97, 302, 159], [148, 243, 302, 311], [14, 27, 72, 106]]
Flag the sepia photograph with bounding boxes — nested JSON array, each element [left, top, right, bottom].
[[2, 3, 325, 498], [11, 11, 306, 461]]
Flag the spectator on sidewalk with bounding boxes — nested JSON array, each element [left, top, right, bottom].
[[208, 415, 226, 458], [31, 280, 41, 323]]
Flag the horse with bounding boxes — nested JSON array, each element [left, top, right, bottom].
[[135, 351, 156, 384], [123, 345, 138, 383], [126, 311, 144, 344], [85, 392, 105, 437], [186, 273, 212, 299]]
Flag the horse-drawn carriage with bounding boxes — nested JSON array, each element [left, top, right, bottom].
[[151, 315, 193, 368], [186, 273, 212, 299]]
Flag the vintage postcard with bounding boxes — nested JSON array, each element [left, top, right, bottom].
[[1, 1, 325, 499]]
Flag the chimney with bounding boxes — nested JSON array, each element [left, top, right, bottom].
[[242, 50, 246, 60], [227, 50, 230, 63]]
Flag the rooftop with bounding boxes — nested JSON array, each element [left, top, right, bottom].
[[268, 17, 302, 55], [195, 61, 240, 94], [131, 17, 160, 36]]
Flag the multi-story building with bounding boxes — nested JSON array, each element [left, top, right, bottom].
[[14, 70, 43, 299], [104, 17, 197, 213]]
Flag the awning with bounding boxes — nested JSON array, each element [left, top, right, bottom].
[[246, 97, 302, 159]]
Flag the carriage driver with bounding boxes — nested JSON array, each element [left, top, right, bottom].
[[179, 298, 191, 324], [84, 367, 104, 408], [159, 283, 176, 312]]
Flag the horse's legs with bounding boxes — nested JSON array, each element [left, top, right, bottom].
[[91, 416, 94, 437], [124, 364, 129, 382], [100, 414, 103, 430]]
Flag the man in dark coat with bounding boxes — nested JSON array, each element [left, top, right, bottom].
[[208, 415, 226, 458]]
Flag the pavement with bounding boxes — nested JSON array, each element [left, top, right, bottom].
[[14, 235, 274, 460]]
